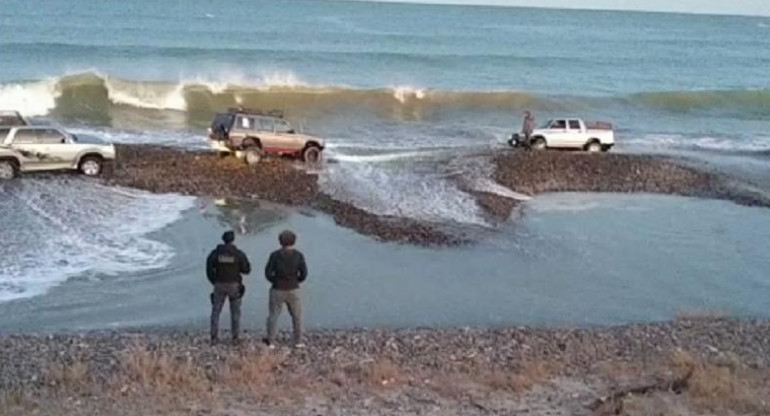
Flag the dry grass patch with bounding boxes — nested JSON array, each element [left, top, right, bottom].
[[217, 350, 285, 394], [115, 344, 210, 398], [593, 351, 770, 415], [332, 359, 407, 389], [45, 360, 91, 393], [426, 360, 556, 399], [0, 389, 34, 416], [594, 360, 648, 385], [361, 359, 404, 388], [673, 351, 770, 414], [479, 361, 555, 392]]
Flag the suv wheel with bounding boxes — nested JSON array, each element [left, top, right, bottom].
[[302, 145, 322, 163], [79, 156, 103, 176], [244, 148, 262, 166], [0, 160, 17, 179], [532, 137, 547, 151]]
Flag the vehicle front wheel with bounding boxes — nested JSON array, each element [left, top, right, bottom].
[[302, 145, 322, 163], [531, 137, 547, 151], [0, 160, 18, 179], [586, 141, 602, 153], [79, 156, 103, 176], [244, 148, 262, 166]]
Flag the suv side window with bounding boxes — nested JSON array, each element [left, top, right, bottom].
[[0, 116, 23, 127], [551, 120, 566, 129], [238, 116, 254, 129], [12, 129, 39, 144], [38, 129, 67, 144], [568, 120, 581, 130], [258, 117, 273, 132], [275, 120, 292, 133]]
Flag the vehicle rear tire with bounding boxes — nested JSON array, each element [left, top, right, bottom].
[[302, 145, 322, 163], [79, 156, 103, 177], [585, 141, 602, 153], [531, 137, 547, 151], [244, 148, 262, 166], [0, 160, 18, 179]]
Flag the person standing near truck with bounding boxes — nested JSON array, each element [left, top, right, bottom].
[[263, 230, 308, 348], [206, 230, 251, 345], [521, 110, 535, 150]]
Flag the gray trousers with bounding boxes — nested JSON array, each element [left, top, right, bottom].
[[210, 282, 242, 340], [266, 288, 302, 344]]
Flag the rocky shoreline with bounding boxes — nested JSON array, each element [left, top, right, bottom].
[[2, 318, 768, 415], [104, 145, 461, 246], [486, 150, 770, 221], [103, 145, 770, 246]]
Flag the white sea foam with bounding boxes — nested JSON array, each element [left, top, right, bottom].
[[0, 79, 60, 116], [391, 86, 427, 103], [69, 127, 208, 148], [0, 180, 195, 303], [469, 178, 532, 201], [104, 76, 187, 111], [320, 161, 488, 226], [327, 149, 437, 163], [625, 134, 770, 152]]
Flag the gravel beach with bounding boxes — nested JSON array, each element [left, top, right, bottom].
[[2, 318, 768, 415]]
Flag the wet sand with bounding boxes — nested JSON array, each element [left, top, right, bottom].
[[2, 318, 768, 415]]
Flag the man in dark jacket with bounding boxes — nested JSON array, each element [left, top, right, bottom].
[[206, 230, 251, 344], [263, 230, 307, 348], [521, 110, 535, 150]]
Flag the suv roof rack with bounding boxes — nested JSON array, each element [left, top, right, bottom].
[[226, 107, 284, 118]]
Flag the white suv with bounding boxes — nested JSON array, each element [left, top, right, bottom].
[[0, 127, 116, 179]]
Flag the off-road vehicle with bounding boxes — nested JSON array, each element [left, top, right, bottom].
[[208, 108, 325, 165], [0, 126, 116, 179]]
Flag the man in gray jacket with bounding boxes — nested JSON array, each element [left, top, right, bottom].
[[206, 231, 251, 345], [263, 230, 308, 348], [521, 110, 535, 150]]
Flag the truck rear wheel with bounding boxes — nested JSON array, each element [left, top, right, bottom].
[[302, 145, 322, 163], [0, 160, 18, 179], [586, 140, 602, 153]]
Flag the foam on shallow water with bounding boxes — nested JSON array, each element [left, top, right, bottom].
[[0, 179, 195, 303]]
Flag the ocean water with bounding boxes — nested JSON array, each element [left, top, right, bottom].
[[1, 194, 769, 331], [1, 0, 770, 323]]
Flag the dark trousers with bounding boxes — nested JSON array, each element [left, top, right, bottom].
[[266, 288, 302, 344], [522, 132, 533, 150], [210, 282, 242, 340]]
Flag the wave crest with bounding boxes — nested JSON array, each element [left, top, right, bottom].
[[1, 72, 769, 120]]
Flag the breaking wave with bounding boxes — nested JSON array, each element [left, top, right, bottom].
[[1, 72, 769, 120]]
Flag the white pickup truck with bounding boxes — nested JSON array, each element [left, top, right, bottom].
[[0, 126, 116, 179], [509, 118, 615, 152]]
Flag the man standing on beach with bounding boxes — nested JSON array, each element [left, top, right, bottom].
[[521, 110, 535, 150], [264, 230, 308, 348], [206, 230, 251, 345]]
